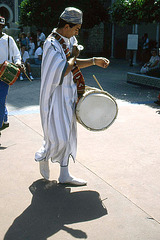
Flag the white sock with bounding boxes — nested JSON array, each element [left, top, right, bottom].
[[59, 166, 71, 181], [59, 166, 87, 185]]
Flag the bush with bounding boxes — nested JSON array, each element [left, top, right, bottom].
[[20, 0, 109, 29]]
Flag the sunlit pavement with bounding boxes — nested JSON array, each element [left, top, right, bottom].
[[1, 59, 160, 240]]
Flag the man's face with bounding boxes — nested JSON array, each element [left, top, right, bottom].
[[21, 46, 26, 52], [66, 24, 81, 38]]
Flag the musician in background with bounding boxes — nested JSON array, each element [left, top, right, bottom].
[[0, 16, 21, 132], [35, 7, 110, 185]]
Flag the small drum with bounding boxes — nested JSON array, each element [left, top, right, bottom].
[[76, 86, 118, 131], [0, 61, 21, 85]]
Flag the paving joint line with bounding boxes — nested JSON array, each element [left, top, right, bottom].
[[12, 115, 43, 138], [76, 160, 160, 225]]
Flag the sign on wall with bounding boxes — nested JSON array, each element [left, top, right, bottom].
[[127, 34, 138, 50]]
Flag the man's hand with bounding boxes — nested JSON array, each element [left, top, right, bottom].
[[72, 46, 80, 58], [94, 57, 110, 68], [16, 63, 26, 72]]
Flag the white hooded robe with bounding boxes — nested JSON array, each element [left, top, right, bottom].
[[35, 32, 78, 166]]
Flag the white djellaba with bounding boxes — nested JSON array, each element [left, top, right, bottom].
[[35, 29, 87, 186]]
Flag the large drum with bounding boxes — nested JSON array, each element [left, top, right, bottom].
[[0, 61, 21, 85], [76, 86, 118, 131]]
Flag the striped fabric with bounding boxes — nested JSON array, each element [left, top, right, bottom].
[[52, 32, 85, 98], [35, 34, 78, 166]]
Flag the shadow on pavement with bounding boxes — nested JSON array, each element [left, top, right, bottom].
[[4, 179, 107, 240], [156, 110, 160, 114], [0, 146, 7, 150]]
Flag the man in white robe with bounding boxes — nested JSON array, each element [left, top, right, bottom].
[[35, 7, 110, 185]]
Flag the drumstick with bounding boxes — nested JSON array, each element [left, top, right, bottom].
[[24, 71, 32, 82], [93, 75, 103, 91], [16, 63, 32, 82]]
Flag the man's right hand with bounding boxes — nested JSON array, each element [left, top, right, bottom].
[[72, 46, 80, 58], [18, 63, 26, 72]]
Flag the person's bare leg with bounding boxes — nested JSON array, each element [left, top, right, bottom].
[[26, 62, 31, 73]]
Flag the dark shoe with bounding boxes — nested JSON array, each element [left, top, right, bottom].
[[154, 100, 160, 106], [0, 122, 9, 131]]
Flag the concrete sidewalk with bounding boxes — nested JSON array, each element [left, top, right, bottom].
[[0, 59, 160, 239]]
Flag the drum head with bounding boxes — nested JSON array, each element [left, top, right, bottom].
[[76, 91, 118, 131]]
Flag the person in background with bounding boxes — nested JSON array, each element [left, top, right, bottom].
[[140, 48, 159, 75], [0, 16, 22, 132], [20, 45, 34, 80], [34, 41, 44, 65], [16, 35, 21, 49], [20, 32, 29, 51], [142, 33, 150, 64], [37, 29, 46, 47], [28, 37, 35, 58]]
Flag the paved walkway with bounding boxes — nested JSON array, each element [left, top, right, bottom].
[[0, 59, 160, 240]]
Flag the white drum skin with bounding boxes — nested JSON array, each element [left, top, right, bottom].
[[76, 87, 118, 131]]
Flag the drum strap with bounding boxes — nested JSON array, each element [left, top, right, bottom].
[[8, 36, 10, 61], [8, 37, 14, 63], [52, 32, 85, 98]]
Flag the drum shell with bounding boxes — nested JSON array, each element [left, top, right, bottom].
[[76, 86, 118, 131], [0, 61, 21, 85]]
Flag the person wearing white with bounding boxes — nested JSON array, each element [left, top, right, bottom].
[[37, 29, 46, 47], [34, 41, 43, 65], [20, 45, 34, 80], [28, 37, 35, 57], [35, 7, 110, 185], [0, 31, 21, 65], [0, 16, 22, 132], [21, 46, 30, 63], [140, 48, 159, 74]]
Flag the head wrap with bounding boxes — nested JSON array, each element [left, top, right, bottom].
[[60, 7, 83, 24], [0, 16, 5, 25]]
